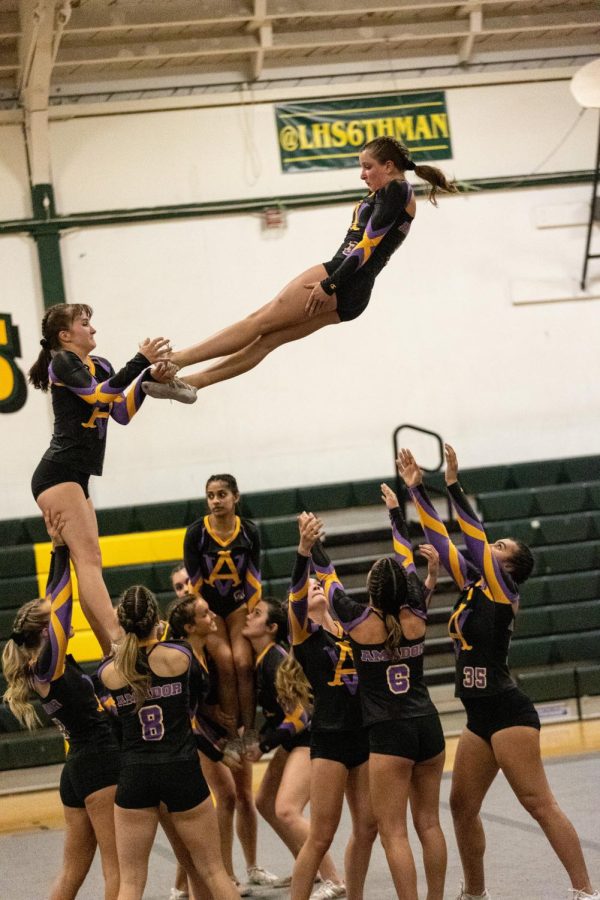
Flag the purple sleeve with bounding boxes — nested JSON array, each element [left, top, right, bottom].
[[109, 369, 152, 425], [409, 484, 470, 589], [388, 506, 417, 574], [289, 553, 320, 646], [243, 519, 262, 611], [310, 541, 372, 633], [34, 546, 72, 683], [447, 482, 519, 605]]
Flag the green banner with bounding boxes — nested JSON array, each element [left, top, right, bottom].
[[275, 91, 452, 173]]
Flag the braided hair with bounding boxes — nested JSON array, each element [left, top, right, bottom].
[[362, 137, 458, 206], [28, 303, 93, 391], [367, 556, 423, 658], [166, 594, 197, 640], [114, 585, 160, 710], [2, 599, 49, 729], [506, 539, 535, 584]]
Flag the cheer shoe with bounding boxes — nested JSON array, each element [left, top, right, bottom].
[[142, 378, 197, 404]]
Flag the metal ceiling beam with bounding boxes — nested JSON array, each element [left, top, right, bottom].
[[48, 8, 599, 72], [458, 5, 482, 64]]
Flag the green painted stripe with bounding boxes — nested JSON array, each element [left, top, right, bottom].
[[0, 170, 594, 235]]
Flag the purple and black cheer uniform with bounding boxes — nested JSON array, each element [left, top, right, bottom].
[[311, 506, 444, 762], [409, 481, 540, 742], [288, 553, 369, 769], [321, 179, 414, 321], [255, 642, 311, 755], [32, 349, 154, 499], [98, 641, 210, 812], [33, 545, 120, 807], [184, 515, 262, 619]]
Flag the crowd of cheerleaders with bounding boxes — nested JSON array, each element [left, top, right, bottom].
[[3, 135, 598, 900], [3, 461, 600, 900]]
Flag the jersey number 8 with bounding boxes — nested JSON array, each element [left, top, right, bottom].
[[139, 704, 165, 741], [387, 663, 410, 695]]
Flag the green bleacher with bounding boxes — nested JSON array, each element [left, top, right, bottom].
[[1, 457, 599, 769]]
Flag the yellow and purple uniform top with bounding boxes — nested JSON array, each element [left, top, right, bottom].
[[408, 481, 520, 698], [43, 350, 152, 475], [184, 515, 262, 618]]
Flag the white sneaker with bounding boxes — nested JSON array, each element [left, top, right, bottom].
[[568, 891, 600, 900], [142, 378, 198, 404], [310, 881, 346, 900], [455, 885, 491, 900], [246, 865, 290, 888], [169, 890, 189, 900]]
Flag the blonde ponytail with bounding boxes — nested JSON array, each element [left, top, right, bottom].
[[113, 631, 151, 711], [114, 584, 160, 710], [276, 653, 313, 716], [1, 599, 49, 730]]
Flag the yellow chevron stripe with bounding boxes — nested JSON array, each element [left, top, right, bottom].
[[456, 513, 486, 542]]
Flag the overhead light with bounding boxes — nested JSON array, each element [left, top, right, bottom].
[[570, 58, 600, 109]]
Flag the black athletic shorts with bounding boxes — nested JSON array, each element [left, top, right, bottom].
[[310, 727, 370, 770], [32, 458, 90, 501], [369, 713, 445, 762], [115, 758, 210, 813], [207, 592, 247, 621], [278, 729, 311, 754], [60, 746, 120, 808], [463, 688, 541, 743], [322, 261, 375, 322]]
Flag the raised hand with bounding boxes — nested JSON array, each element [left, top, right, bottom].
[[138, 336, 172, 364], [380, 482, 399, 509], [444, 443, 459, 485], [396, 448, 423, 488], [44, 509, 65, 548], [150, 360, 178, 383], [419, 543, 440, 590], [298, 512, 325, 556]]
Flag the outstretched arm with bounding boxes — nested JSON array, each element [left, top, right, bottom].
[[35, 515, 73, 683], [444, 443, 518, 604], [288, 514, 323, 646], [50, 338, 170, 425], [310, 540, 372, 633], [381, 481, 417, 574], [397, 448, 470, 589]]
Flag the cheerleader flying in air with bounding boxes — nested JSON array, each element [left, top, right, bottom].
[[143, 137, 457, 403]]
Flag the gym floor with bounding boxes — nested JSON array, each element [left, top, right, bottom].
[[1, 722, 599, 900]]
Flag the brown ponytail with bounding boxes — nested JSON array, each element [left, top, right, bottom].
[[29, 303, 93, 391], [362, 137, 458, 206], [413, 163, 459, 206]]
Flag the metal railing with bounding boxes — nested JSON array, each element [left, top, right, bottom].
[[392, 423, 452, 520]]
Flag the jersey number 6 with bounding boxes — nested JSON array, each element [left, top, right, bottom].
[[387, 663, 410, 695]]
